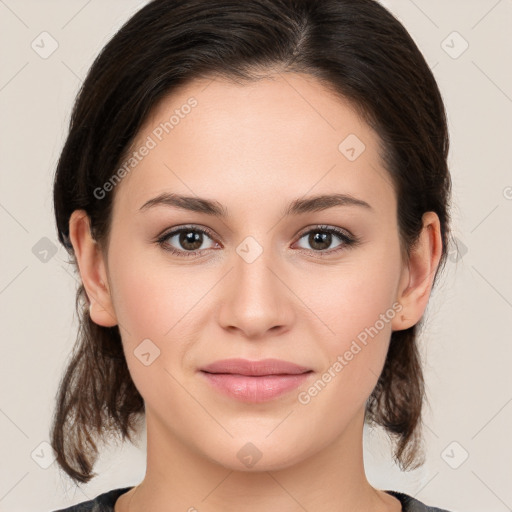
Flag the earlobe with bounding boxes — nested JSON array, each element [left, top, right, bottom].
[[391, 212, 443, 332], [68, 210, 118, 328]]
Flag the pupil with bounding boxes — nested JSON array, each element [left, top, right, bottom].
[[311, 232, 331, 250], [181, 231, 202, 250]]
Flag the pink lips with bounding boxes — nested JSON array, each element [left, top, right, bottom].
[[200, 358, 313, 403]]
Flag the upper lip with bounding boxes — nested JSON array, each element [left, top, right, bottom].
[[200, 358, 312, 376]]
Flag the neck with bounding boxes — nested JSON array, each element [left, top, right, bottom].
[[120, 406, 400, 512]]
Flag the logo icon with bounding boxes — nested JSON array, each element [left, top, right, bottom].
[[31, 32, 59, 59], [338, 134, 366, 162], [237, 442, 263, 468], [134, 338, 161, 366], [441, 31, 469, 59]]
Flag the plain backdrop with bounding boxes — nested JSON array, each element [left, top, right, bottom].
[[0, 1, 511, 511]]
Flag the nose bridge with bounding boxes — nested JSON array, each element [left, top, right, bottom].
[[236, 235, 276, 296], [218, 233, 292, 337]]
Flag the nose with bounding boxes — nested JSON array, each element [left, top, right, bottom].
[[217, 241, 295, 339]]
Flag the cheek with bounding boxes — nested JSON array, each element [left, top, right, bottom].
[[297, 242, 402, 397], [106, 250, 196, 407], [303, 251, 401, 346], [106, 230, 196, 340], [111, 265, 170, 341], [106, 241, 210, 374]]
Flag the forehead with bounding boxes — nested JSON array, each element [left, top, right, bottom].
[[112, 72, 395, 217]]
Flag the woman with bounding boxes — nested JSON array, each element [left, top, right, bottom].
[[51, 0, 454, 510]]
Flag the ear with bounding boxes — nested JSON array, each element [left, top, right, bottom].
[[68, 210, 118, 327], [391, 211, 443, 331]]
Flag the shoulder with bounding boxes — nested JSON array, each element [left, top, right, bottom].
[[52, 486, 455, 512], [51, 487, 134, 512], [385, 490, 454, 512]]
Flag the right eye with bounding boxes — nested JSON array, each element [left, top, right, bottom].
[[156, 225, 221, 257]]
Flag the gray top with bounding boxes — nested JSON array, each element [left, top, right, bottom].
[[52, 486, 454, 511]]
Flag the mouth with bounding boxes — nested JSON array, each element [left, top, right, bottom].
[[200, 358, 312, 376], [199, 358, 313, 402]]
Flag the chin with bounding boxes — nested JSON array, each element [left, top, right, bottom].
[[202, 436, 312, 473]]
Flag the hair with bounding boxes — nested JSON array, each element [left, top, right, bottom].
[[51, 0, 452, 484]]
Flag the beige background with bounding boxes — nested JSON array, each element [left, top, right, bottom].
[[1, 0, 511, 511]]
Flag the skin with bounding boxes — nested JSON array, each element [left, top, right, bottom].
[[69, 72, 442, 512]]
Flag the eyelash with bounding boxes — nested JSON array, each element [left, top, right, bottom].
[[155, 224, 360, 258]]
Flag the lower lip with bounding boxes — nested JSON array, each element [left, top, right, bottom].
[[200, 372, 312, 403]]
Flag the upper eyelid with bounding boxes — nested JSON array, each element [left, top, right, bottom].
[[161, 224, 218, 241], [295, 224, 352, 238]]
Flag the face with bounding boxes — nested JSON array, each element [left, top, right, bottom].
[[89, 72, 412, 471]]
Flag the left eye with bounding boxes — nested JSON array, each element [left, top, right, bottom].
[[294, 226, 354, 253], [156, 225, 357, 257]]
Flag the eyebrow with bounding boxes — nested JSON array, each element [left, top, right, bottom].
[[138, 192, 373, 217]]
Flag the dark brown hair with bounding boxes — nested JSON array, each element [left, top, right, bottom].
[[52, 0, 452, 484]]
